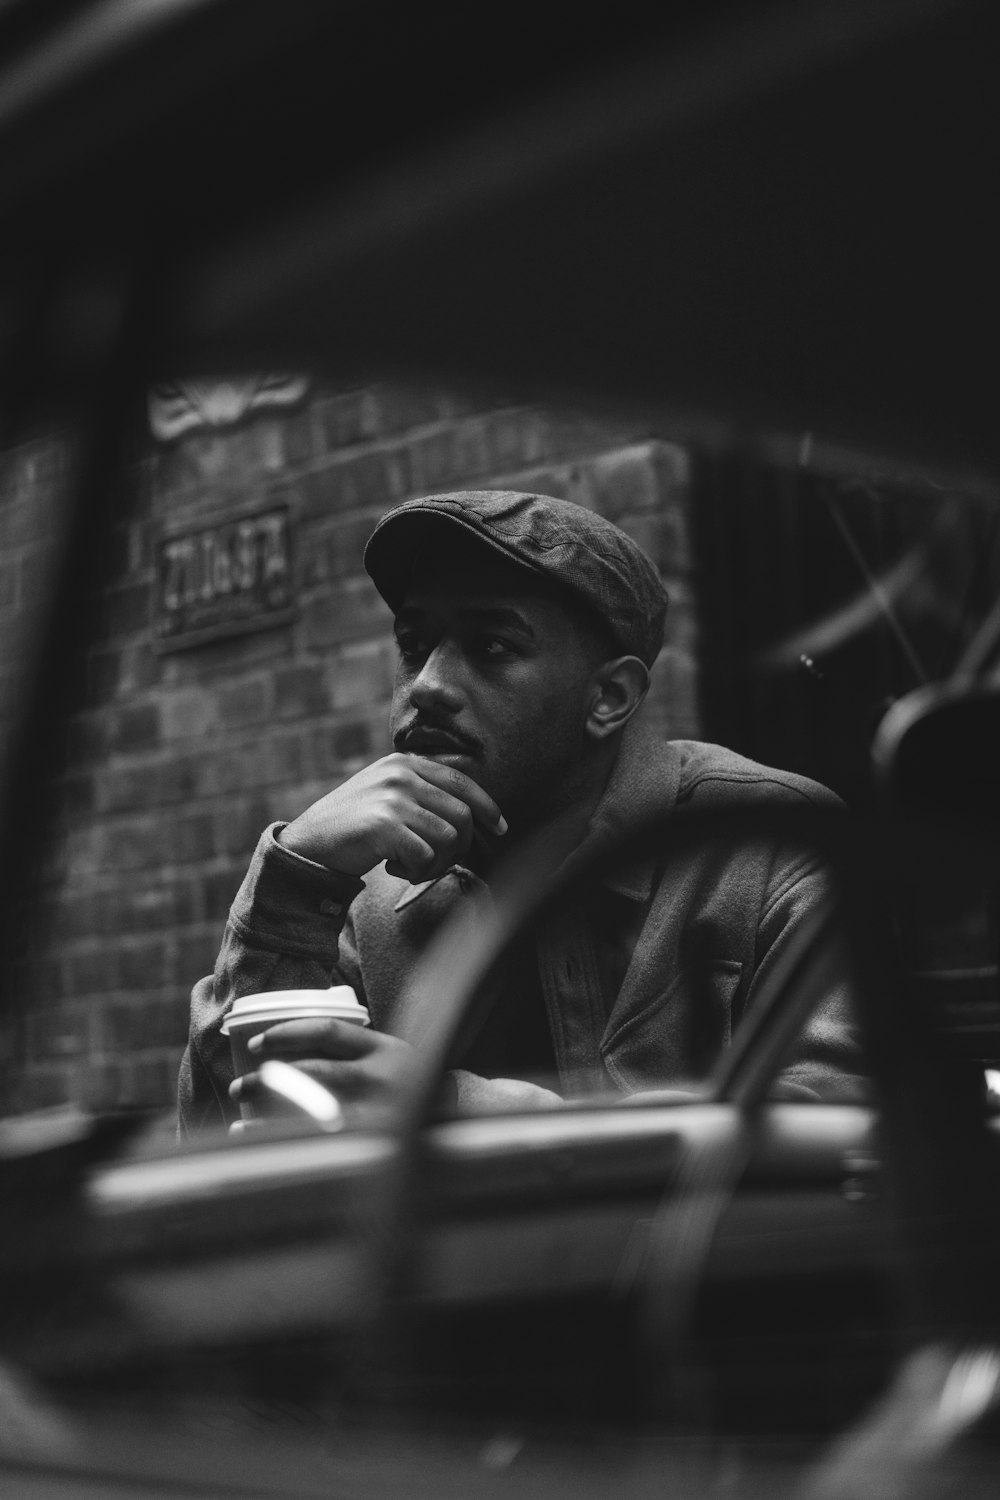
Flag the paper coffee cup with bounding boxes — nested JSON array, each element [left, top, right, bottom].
[[221, 987, 370, 1119]]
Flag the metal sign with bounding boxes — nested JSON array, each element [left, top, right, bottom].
[[155, 504, 295, 650]]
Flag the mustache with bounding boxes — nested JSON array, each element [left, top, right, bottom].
[[393, 716, 484, 756]]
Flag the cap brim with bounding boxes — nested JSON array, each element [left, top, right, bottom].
[[363, 506, 545, 612]]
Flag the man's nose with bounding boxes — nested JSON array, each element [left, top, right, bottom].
[[408, 641, 464, 712]]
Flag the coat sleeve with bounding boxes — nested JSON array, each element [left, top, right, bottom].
[[745, 845, 868, 1102], [177, 824, 366, 1136]]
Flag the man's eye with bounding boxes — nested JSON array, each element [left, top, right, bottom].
[[394, 634, 427, 660], [477, 635, 512, 658]]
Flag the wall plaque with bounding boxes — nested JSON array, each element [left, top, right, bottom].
[[155, 505, 295, 650]]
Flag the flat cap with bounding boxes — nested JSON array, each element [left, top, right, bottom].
[[364, 490, 668, 667]]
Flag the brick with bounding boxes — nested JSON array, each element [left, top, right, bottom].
[[544, 410, 638, 458], [125, 520, 153, 574], [329, 637, 396, 710], [303, 448, 411, 517], [311, 726, 342, 780], [265, 729, 309, 786], [301, 576, 387, 647], [484, 408, 549, 473], [409, 419, 492, 491], [490, 461, 592, 509], [215, 795, 273, 857], [117, 937, 171, 992], [95, 762, 159, 814], [113, 876, 201, 933], [123, 1051, 183, 1109], [333, 719, 371, 762], [104, 581, 152, 638], [301, 509, 383, 586], [161, 687, 219, 741], [315, 390, 377, 451], [366, 386, 449, 436], [182, 421, 286, 485], [283, 405, 316, 466], [218, 674, 273, 728], [253, 418, 287, 473], [58, 772, 96, 818], [15, 955, 64, 1003], [101, 815, 165, 871], [615, 509, 691, 575], [58, 888, 104, 939], [648, 577, 701, 736], [202, 868, 242, 922], [7, 435, 68, 488], [662, 575, 697, 640], [211, 739, 269, 794], [63, 824, 103, 875], [274, 663, 329, 718], [652, 441, 690, 501], [8, 1065, 72, 1112], [75, 1058, 127, 1111], [269, 780, 330, 824], [158, 755, 201, 803], [150, 441, 202, 503], [647, 647, 701, 738], [87, 648, 122, 702], [178, 926, 226, 980], [67, 945, 120, 995], [169, 811, 216, 863], [119, 642, 161, 694], [586, 443, 668, 522], [67, 711, 109, 765], [108, 701, 161, 753], [26, 1004, 91, 1060], [416, 426, 471, 489]]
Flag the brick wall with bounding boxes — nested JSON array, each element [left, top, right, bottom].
[[0, 385, 698, 1117]]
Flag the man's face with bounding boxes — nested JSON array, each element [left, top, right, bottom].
[[388, 543, 606, 829]]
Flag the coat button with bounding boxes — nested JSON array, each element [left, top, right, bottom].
[[319, 899, 343, 917]]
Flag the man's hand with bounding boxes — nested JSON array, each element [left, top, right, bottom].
[[229, 1018, 419, 1123], [277, 753, 506, 882]]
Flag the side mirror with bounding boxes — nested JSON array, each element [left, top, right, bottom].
[[873, 681, 1000, 822], [872, 681, 1000, 1063]]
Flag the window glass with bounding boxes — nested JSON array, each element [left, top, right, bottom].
[[4, 390, 995, 1126]]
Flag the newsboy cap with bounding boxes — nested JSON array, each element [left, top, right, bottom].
[[364, 490, 668, 667]]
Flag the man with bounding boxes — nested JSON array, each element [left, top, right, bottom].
[[179, 490, 855, 1133]]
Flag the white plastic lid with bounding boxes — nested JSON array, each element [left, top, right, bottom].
[[221, 987, 368, 1031]]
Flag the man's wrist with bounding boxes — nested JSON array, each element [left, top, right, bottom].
[[276, 821, 352, 876]]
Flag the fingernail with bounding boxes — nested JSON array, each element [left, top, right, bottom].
[[228, 1078, 242, 1098], [496, 816, 508, 835], [247, 1035, 263, 1054]]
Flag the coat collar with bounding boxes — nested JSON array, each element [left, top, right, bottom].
[[392, 719, 683, 912]]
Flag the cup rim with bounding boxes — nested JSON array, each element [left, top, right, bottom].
[[221, 987, 368, 1033]]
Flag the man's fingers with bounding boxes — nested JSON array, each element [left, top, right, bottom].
[[232, 1060, 367, 1104], [248, 1017, 375, 1061], [405, 756, 506, 835], [382, 825, 437, 880], [380, 807, 468, 883]]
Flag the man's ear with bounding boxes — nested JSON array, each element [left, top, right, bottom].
[[586, 656, 649, 741]]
